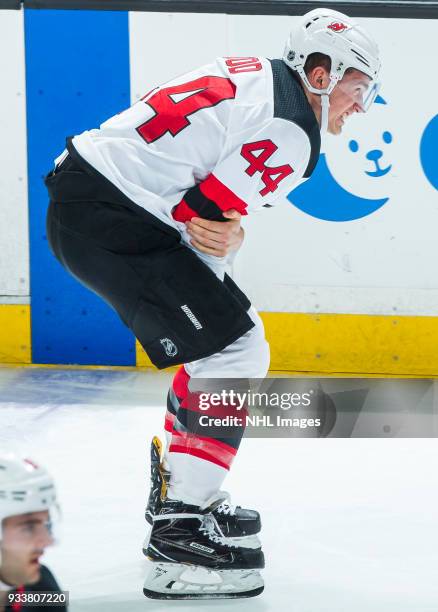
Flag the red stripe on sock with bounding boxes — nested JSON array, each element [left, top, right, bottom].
[[171, 429, 238, 457], [200, 174, 248, 215], [168, 444, 230, 471], [170, 430, 236, 469]]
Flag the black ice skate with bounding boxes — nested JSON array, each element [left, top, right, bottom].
[[145, 436, 261, 547], [143, 497, 265, 599]]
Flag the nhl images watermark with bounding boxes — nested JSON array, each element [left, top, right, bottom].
[[184, 378, 333, 439]]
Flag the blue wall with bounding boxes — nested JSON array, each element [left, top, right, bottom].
[[25, 9, 136, 365]]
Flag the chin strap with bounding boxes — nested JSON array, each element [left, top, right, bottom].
[[320, 93, 330, 135]]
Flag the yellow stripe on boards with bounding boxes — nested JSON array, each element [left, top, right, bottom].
[[3, 305, 436, 374], [260, 312, 438, 376], [0, 305, 31, 364]]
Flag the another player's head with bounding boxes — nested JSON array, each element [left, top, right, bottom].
[[0, 456, 58, 587], [283, 8, 381, 135]]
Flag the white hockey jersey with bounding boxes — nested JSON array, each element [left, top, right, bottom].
[[70, 57, 321, 234]]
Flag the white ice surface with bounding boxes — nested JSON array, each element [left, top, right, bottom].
[[0, 367, 437, 611]]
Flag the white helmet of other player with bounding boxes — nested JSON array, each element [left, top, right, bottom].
[[0, 455, 58, 540], [283, 8, 381, 133]]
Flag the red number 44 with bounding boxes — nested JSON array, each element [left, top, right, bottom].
[[137, 76, 236, 143], [241, 140, 293, 196]]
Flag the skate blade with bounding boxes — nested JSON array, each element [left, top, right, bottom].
[[143, 563, 264, 600], [143, 586, 264, 600]]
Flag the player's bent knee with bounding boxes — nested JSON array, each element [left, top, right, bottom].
[[241, 336, 270, 379], [225, 311, 270, 378]]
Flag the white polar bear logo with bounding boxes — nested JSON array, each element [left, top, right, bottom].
[[323, 97, 396, 202]]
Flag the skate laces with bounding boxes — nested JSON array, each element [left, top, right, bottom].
[[199, 514, 239, 548], [216, 500, 236, 516], [201, 491, 236, 516], [214, 492, 236, 516]]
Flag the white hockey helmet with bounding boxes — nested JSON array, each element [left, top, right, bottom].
[[0, 455, 58, 532], [283, 8, 381, 132]]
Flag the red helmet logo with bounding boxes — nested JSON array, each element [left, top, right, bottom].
[[328, 22, 348, 33]]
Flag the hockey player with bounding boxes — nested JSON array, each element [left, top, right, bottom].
[[0, 455, 67, 612], [45, 8, 380, 599]]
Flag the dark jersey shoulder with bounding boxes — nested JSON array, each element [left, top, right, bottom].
[[5, 565, 67, 612], [269, 59, 321, 178]]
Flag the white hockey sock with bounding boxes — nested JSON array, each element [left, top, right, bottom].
[[166, 452, 228, 507]]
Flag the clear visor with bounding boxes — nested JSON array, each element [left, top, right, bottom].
[[362, 81, 381, 112], [334, 77, 381, 113]]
